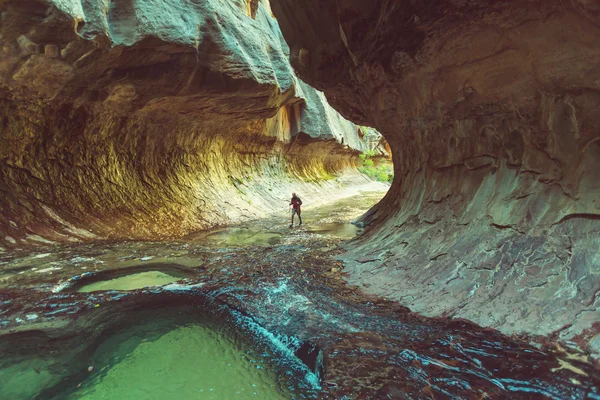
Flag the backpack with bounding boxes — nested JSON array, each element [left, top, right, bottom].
[[292, 196, 302, 207]]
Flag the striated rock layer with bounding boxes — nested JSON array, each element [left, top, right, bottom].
[[272, 0, 600, 354], [0, 0, 378, 248]]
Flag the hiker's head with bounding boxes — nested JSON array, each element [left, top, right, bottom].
[[292, 192, 296, 197]]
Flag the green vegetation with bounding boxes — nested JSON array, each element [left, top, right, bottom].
[[358, 150, 394, 183]]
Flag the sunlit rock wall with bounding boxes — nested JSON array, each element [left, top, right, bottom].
[[0, 0, 369, 247], [272, 0, 600, 354]]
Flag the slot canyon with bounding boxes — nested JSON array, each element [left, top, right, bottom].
[[1, 0, 599, 399]]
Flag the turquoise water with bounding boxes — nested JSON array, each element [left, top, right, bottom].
[[0, 306, 307, 400], [68, 323, 288, 400]]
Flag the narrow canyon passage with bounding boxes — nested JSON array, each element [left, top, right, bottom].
[[1, 191, 599, 399], [1, 0, 600, 398]]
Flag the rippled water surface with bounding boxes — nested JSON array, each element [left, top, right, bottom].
[[0, 302, 309, 400], [69, 323, 288, 400]]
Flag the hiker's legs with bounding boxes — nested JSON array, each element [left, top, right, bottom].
[[290, 209, 296, 227], [298, 209, 302, 225]]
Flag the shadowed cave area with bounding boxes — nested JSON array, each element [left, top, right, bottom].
[[1, 0, 600, 398]]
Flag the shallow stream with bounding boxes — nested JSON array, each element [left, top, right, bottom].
[[187, 191, 382, 246], [1, 188, 599, 399]]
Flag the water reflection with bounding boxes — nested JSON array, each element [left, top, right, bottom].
[[77, 271, 182, 292]]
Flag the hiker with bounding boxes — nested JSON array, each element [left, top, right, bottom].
[[289, 192, 303, 227]]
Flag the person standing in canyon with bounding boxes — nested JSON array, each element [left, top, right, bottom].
[[290, 192, 303, 227]]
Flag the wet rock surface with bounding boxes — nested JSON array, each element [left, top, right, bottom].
[[271, 0, 600, 354], [1, 192, 599, 399]]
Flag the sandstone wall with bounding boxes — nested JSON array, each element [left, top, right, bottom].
[[271, 0, 600, 354], [0, 0, 369, 247]]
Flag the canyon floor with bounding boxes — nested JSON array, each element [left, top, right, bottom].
[[0, 184, 599, 399]]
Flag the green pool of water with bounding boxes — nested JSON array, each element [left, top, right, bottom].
[[77, 271, 181, 292], [68, 323, 288, 400], [205, 228, 282, 246], [306, 222, 359, 239], [0, 305, 309, 400]]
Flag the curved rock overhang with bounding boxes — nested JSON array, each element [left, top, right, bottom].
[[271, 0, 600, 355], [0, 0, 379, 247]]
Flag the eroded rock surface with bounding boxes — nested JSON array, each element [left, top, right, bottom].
[[271, 0, 600, 355], [1, 192, 598, 398], [0, 0, 380, 248]]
